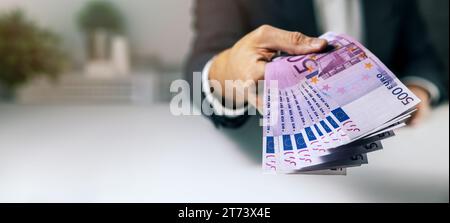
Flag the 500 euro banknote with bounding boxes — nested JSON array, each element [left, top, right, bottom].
[[263, 32, 420, 173]]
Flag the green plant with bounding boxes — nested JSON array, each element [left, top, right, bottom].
[[0, 9, 66, 89], [77, 0, 124, 34]]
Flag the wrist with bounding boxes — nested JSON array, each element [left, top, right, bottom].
[[209, 49, 232, 99], [209, 49, 249, 108]]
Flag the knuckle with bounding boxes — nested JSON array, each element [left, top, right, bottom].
[[289, 32, 306, 45], [255, 24, 272, 37]]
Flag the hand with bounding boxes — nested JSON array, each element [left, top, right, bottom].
[[407, 85, 432, 126], [209, 25, 327, 114]]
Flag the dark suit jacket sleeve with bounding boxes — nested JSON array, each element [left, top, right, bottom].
[[398, 0, 447, 104], [184, 0, 251, 128]]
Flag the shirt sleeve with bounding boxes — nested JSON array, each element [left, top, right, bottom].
[[202, 58, 249, 118]]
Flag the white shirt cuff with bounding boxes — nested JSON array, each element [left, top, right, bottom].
[[202, 58, 248, 117], [403, 76, 440, 104]]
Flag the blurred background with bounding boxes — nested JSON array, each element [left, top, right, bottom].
[[0, 0, 448, 203], [0, 0, 194, 104], [0, 0, 448, 104]]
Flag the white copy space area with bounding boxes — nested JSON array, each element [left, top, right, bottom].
[[0, 104, 448, 203]]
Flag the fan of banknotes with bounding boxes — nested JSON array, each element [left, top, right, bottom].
[[262, 32, 420, 175]]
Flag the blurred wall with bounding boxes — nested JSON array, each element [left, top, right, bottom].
[[0, 0, 194, 69]]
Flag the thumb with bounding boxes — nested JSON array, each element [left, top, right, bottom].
[[254, 25, 327, 55]]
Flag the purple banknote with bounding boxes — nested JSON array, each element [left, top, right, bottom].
[[263, 32, 420, 173]]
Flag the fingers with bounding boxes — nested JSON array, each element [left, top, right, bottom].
[[254, 61, 266, 81], [255, 94, 264, 115], [253, 25, 328, 55], [407, 85, 432, 126], [241, 60, 266, 86], [408, 110, 422, 126], [232, 25, 327, 114], [408, 103, 430, 126], [257, 50, 277, 62], [247, 91, 264, 115]]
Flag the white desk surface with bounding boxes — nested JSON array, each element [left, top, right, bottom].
[[0, 103, 448, 203]]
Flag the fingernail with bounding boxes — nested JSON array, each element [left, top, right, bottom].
[[311, 38, 327, 48]]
